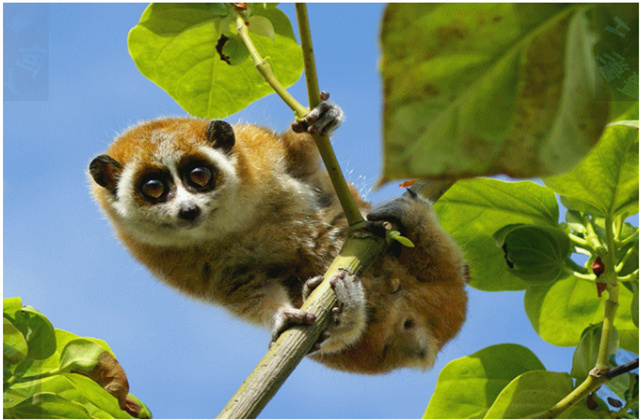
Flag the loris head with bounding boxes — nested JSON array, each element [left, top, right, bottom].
[[89, 117, 247, 247]]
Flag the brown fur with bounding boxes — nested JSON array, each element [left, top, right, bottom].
[[90, 117, 467, 374]]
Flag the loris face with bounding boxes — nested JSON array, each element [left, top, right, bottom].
[[89, 118, 243, 247]]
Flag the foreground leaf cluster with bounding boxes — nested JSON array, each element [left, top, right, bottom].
[[3, 297, 151, 419], [426, 117, 638, 417]]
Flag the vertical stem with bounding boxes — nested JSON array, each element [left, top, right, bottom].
[[596, 216, 620, 369], [543, 215, 622, 418], [295, 4, 321, 109], [295, 3, 365, 228]]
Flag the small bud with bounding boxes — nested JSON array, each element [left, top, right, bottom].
[[596, 282, 607, 298], [592, 257, 605, 277], [607, 397, 623, 408]]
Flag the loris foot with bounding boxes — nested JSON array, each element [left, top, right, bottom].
[[302, 270, 367, 354], [270, 307, 316, 348], [291, 92, 344, 136]]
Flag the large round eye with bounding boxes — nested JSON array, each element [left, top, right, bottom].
[[188, 166, 213, 188], [141, 179, 166, 200]]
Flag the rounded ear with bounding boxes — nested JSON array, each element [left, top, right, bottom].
[[206, 120, 235, 153], [89, 154, 122, 192]]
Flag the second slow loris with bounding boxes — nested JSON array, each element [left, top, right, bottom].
[[89, 104, 467, 374]]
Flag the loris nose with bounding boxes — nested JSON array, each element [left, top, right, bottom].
[[178, 205, 201, 222]]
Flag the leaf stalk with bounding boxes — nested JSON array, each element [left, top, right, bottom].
[[232, 10, 309, 119]]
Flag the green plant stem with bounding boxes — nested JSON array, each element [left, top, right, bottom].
[[616, 244, 638, 273], [619, 228, 639, 248], [540, 374, 609, 418], [234, 5, 364, 228], [233, 11, 309, 119], [568, 233, 594, 252], [216, 227, 389, 419], [565, 258, 591, 276], [294, 3, 365, 228], [585, 216, 607, 255], [618, 270, 639, 282], [543, 216, 623, 419], [294, 3, 321, 109], [595, 216, 621, 368]]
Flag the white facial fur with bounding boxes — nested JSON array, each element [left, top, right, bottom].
[[109, 141, 247, 247]]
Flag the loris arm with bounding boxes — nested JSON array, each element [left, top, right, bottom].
[[280, 97, 344, 179]]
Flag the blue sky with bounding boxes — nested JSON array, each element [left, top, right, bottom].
[[2, 3, 603, 419]]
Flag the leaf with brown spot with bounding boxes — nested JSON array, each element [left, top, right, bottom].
[[378, 4, 632, 184], [59, 338, 141, 417]]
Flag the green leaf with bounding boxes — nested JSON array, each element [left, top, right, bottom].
[[10, 306, 56, 361], [565, 210, 587, 235], [483, 371, 574, 419], [525, 276, 638, 352], [434, 178, 559, 291], [424, 343, 545, 419], [387, 230, 415, 247], [58, 339, 106, 373], [570, 323, 618, 384], [495, 224, 571, 284], [58, 339, 138, 417], [4, 392, 92, 419], [544, 115, 639, 218], [219, 34, 250, 66], [128, 3, 303, 118], [4, 317, 28, 365], [631, 282, 639, 328], [380, 4, 610, 184], [3, 297, 22, 316], [248, 15, 275, 41]]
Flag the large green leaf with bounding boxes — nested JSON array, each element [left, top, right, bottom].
[[483, 371, 574, 419], [434, 178, 559, 291], [525, 276, 638, 352], [128, 3, 303, 118], [424, 344, 545, 419], [494, 224, 571, 284], [380, 4, 610, 184], [543, 108, 639, 218]]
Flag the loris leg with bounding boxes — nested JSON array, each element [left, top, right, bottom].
[[302, 270, 367, 354]]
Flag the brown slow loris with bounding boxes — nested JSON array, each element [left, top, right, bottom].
[[89, 102, 467, 373]]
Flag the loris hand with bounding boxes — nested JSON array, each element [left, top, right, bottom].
[[291, 92, 344, 137], [302, 270, 367, 354]]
